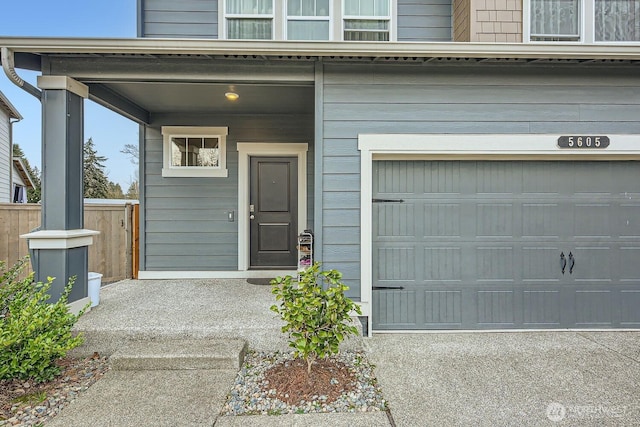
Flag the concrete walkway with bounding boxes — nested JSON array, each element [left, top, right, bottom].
[[52, 279, 640, 426]]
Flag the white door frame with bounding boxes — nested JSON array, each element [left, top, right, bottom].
[[237, 142, 308, 271], [358, 134, 640, 334]]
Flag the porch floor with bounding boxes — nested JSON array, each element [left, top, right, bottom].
[[72, 278, 362, 357]]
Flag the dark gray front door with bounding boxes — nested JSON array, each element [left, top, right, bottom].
[[250, 157, 298, 268], [373, 160, 640, 330]]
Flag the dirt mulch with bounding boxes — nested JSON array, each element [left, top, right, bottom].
[[263, 358, 357, 405]]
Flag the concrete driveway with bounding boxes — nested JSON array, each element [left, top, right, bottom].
[[69, 280, 640, 426], [366, 332, 640, 426]]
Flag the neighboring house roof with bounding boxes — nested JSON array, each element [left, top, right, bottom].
[[12, 158, 33, 189], [0, 89, 22, 120], [1, 37, 640, 62]]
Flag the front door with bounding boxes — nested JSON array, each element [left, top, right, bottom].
[[249, 156, 298, 268]]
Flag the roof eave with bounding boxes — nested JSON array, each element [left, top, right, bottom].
[[13, 158, 34, 189], [1, 37, 640, 61], [0, 89, 22, 120]]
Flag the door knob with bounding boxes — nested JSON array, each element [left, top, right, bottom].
[[249, 214, 255, 220]]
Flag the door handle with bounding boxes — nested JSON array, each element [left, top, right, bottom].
[[560, 252, 566, 275], [249, 214, 255, 220], [568, 252, 575, 274]]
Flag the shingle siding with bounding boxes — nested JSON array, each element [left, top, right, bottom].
[[453, 0, 522, 42]]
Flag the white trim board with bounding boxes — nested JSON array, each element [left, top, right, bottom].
[[138, 270, 297, 280], [21, 229, 100, 249], [358, 133, 640, 335], [4, 38, 640, 60], [236, 143, 308, 271], [68, 297, 91, 316]]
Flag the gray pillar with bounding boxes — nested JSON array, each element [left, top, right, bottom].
[[21, 76, 98, 309], [41, 87, 84, 230]]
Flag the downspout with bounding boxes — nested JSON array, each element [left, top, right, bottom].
[[1, 47, 42, 100]]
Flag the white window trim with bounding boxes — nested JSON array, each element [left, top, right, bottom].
[[236, 142, 308, 271], [220, 0, 278, 40], [284, 0, 332, 41], [342, 0, 397, 42], [524, 0, 640, 45], [220, 0, 397, 41], [161, 126, 228, 178], [358, 133, 640, 336]]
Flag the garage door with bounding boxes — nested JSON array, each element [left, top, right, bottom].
[[372, 160, 640, 330]]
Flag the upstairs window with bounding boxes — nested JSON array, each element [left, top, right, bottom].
[[344, 0, 391, 41], [162, 127, 228, 178], [594, 0, 640, 42], [220, 0, 396, 41], [528, 0, 640, 42], [226, 0, 274, 40], [287, 0, 330, 40], [530, 0, 580, 41]]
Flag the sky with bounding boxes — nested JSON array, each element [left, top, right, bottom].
[[0, 0, 139, 190]]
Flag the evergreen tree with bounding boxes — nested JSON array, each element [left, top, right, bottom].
[[83, 138, 110, 199], [12, 144, 25, 158], [12, 144, 41, 203], [125, 180, 139, 200], [28, 167, 41, 203], [107, 181, 125, 199]]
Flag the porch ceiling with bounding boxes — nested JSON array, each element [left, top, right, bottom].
[[42, 53, 316, 123], [101, 82, 314, 115]]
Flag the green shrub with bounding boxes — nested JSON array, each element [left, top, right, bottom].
[[270, 262, 362, 374], [0, 258, 85, 383]]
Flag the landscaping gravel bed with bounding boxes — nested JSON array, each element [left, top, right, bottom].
[[221, 350, 387, 416], [0, 354, 110, 426]]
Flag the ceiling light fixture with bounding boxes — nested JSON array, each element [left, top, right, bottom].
[[225, 85, 239, 101]]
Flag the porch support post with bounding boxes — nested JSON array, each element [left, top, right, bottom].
[[20, 76, 98, 309]]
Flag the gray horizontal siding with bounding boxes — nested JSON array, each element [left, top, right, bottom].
[[320, 63, 640, 297], [397, 0, 452, 41], [0, 113, 10, 203], [140, 0, 218, 38], [142, 113, 313, 271], [140, 0, 454, 40]]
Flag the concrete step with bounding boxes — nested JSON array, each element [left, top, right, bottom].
[[110, 338, 247, 371]]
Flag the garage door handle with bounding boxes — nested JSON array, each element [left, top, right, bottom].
[[568, 252, 575, 274], [373, 286, 405, 290], [372, 198, 405, 203], [560, 252, 566, 275]]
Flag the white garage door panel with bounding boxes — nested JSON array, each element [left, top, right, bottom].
[[372, 160, 640, 330]]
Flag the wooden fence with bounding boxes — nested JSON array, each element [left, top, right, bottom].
[[0, 202, 138, 283]]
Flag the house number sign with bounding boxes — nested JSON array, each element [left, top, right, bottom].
[[557, 136, 610, 149]]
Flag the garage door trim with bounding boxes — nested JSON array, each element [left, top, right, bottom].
[[357, 134, 640, 335]]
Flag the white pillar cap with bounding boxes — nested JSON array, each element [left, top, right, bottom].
[[37, 75, 89, 99]]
